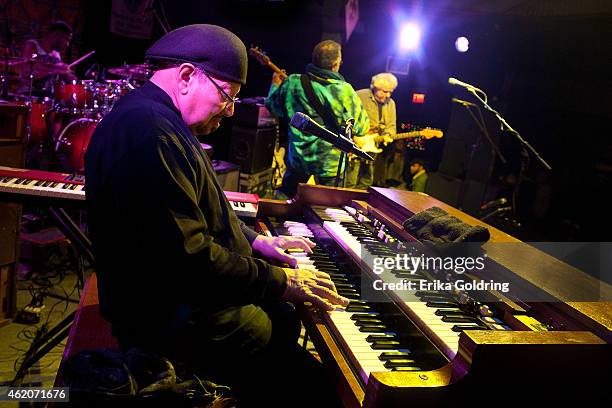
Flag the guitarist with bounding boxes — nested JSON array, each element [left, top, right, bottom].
[[347, 73, 398, 189], [265, 40, 370, 198]]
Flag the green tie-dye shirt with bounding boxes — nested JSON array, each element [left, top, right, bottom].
[[265, 64, 370, 178]]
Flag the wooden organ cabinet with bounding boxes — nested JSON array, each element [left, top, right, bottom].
[[255, 184, 611, 405]]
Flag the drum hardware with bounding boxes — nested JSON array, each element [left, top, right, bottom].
[[107, 63, 153, 82], [5, 53, 154, 170], [55, 117, 98, 174], [0, 70, 19, 100]]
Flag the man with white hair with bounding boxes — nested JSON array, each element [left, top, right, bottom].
[[347, 72, 398, 189]]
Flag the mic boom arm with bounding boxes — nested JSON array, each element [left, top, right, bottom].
[[290, 112, 374, 161]]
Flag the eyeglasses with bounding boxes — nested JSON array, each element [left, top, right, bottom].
[[202, 71, 239, 109]]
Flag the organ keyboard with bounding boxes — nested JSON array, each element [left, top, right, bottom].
[[0, 166, 85, 203], [255, 184, 612, 406]]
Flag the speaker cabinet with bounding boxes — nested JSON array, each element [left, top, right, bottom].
[[213, 160, 240, 192], [429, 102, 503, 215], [438, 103, 501, 183], [230, 125, 277, 174], [426, 172, 488, 215]]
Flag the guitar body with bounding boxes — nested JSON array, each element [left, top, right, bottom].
[[355, 135, 383, 154], [272, 145, 286, 188]]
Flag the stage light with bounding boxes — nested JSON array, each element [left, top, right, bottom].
[[455, 36, 469, 53], [399, 23, 421, 52]]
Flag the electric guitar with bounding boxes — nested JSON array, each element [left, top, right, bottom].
[[249, 46, 288, 187], [357, 127, 443, 153], [249, 46, 288, 81]]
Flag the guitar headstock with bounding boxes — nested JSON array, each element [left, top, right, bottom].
[[420, 128, 444, 139], [249, 46, 271, 66]]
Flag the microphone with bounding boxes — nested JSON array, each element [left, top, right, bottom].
[[480, 197, 508, 211], [290, 112, 373, 161], [451, 97, 477, 107], [448, 77, 480, 91], [480, 206, 512, 222]]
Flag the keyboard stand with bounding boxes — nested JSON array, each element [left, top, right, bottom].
[[11, 207, 93, 386]]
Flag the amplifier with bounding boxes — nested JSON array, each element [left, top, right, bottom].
[[230, 125, 277, 174], [239, 167, 273, 197], [233, 101, 278, 128], [213, 159, 240, 191]]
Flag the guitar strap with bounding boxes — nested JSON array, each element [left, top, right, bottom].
[[300, 74, 342, 135]]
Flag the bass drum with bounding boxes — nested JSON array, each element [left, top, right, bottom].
[[55, 118, 98, 174]]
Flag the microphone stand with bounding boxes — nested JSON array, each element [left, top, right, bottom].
[[145, 0, 171, 34], [334, 119, 354, 187], [454, 100, 507, 211], [2, 3, 15, 100], [466, 87, 551, 171], [465, 84, 551, 224], [335, 153, 345, 187], [289, 113, 371, 187]]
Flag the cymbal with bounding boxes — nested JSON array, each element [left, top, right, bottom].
[[107, 63, 153, 78], [1, 56, 71, 75]]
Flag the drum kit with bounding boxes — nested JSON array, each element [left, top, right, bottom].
[[1, 54, 153, 173]]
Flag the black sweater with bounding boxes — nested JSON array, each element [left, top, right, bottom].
[[85, 81, 286, 345]]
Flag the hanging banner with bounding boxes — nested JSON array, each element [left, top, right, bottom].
[[345, 0, 359, 41], [110, 0, 153, 39]]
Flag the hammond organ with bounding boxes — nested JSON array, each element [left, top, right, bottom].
[[2, 168, 610, 405], [255, 184, 611, 406]]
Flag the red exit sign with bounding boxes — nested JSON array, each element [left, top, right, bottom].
[[412, 93, 426, 104]]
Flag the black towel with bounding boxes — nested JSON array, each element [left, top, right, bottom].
[[403, 206, 490, 244]]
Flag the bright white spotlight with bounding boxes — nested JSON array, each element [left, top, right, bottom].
[[399, 23, 421, 52], [455, 36, 469, 52]]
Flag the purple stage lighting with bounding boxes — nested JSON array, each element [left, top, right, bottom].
[[399, 22, 421, 52]]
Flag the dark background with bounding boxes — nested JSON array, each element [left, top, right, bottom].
[[4, 0, 611, 241]]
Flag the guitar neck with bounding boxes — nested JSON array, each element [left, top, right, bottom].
[[267, 61, 287, 78], [250, 47, 288, 80], [374, 130, 422, 143]]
